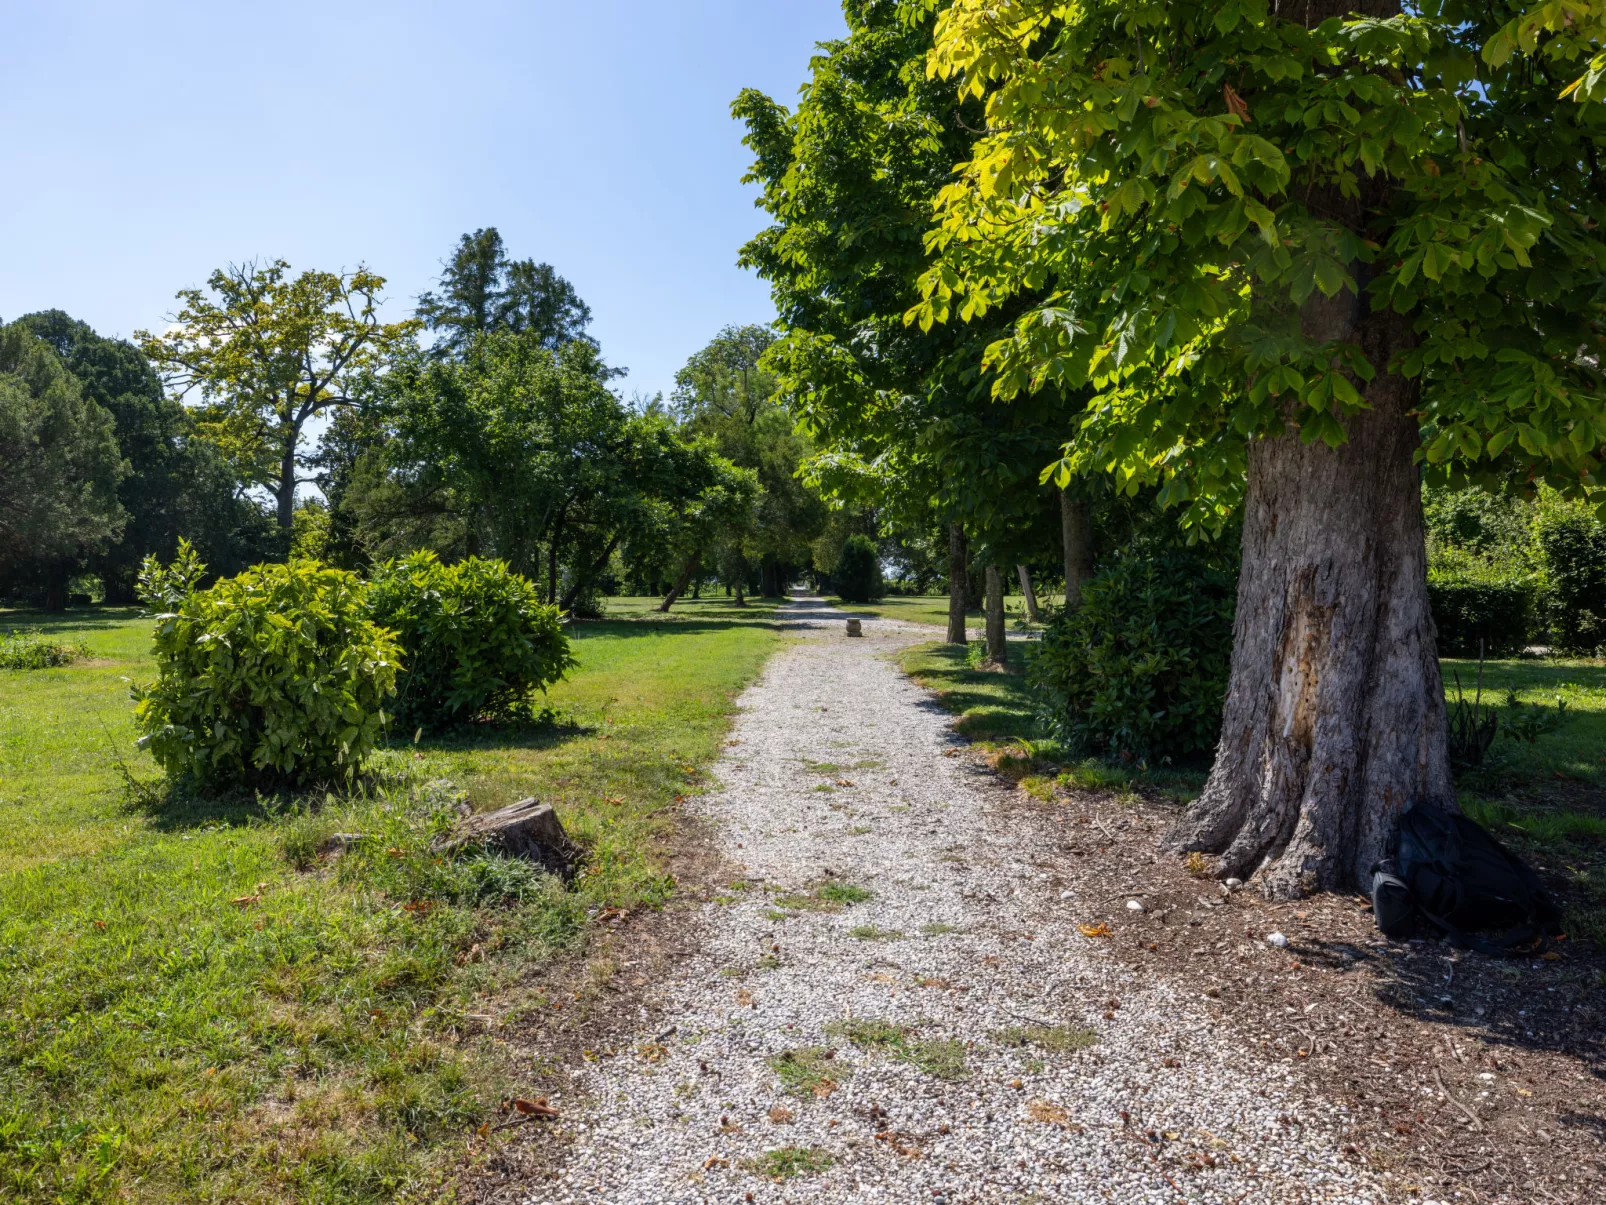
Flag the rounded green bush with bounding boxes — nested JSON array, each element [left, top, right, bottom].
[[834, 534, 883, 604], [1028, 550, 1234, 764], [366, 551, 574, 729], [133, 561, 400, 786]]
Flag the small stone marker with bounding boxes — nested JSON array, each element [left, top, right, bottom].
[[434, 797, 578, 878], [845, 618, 863, 637]]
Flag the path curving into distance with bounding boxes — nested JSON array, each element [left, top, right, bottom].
[[522, 596, 1379, 1205]]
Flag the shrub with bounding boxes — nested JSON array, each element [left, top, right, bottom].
[[1427, 552, 1535, 657], [366, 552, 573, 730], [1535, 508, 1606, 654], [0, 629, 89, 669], [834, 534, 883, 604], [132, 560, 400, 787], [1029, 550, 1234, 764]]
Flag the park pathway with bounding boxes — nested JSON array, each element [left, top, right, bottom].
[[522, 597, 1380, 1205]]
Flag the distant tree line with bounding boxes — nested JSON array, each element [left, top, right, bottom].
[[0, 227, 828, 613]]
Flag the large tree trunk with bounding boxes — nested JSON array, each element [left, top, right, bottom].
[[946, 522, 968, 645], [658, 550, 701, 612], [1170, 288, 1453, 899], [984, 564, 1006, 664], [1016, 565, 1039, 623], [1060, 490, 1093, 608]]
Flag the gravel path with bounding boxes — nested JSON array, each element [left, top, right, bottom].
[[524, 598, 1383, 1205]]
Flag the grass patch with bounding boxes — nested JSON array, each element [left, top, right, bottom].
[[993, 1023, 1098, 1054], [814, 882, 871, 906], [0, 601, 786, 1202], [919, 922, 959, 936], [767, 1048, 843, 1097], [848, 924, 903, 941], [744, 1145, 835, 1179], [897, 641, 1035, 743], [773, 881, 872, 915], [823, 1016, 969, 1080]]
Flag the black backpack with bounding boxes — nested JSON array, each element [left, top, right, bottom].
[[1371, 804, 1562, 955]]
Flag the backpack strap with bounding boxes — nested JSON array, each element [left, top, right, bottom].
[[1414, 904, 1548, 957]]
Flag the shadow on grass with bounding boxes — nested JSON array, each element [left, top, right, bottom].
[[0, 606, 145, 631], [899, 643, 1038, 744], [122, 714, 599, 832], [571, 617, 789, 639]]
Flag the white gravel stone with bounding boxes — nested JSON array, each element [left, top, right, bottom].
[[1267, 932, 1290, 949], [520, 596, 1382, 1204]]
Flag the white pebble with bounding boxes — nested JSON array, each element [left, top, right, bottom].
[[1125, 899, 1145, 912], [1267, 931, 1289, 948]]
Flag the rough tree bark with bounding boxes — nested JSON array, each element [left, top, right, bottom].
[[946, 522, 968, 645], [984, 564, 1006, 664], [1169, 30, 1453, 896], [1060, 490, 1094, 608], [1016, 565, 1040, 623]]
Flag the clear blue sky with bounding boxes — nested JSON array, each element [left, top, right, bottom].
[[0, 0, 848, 403]]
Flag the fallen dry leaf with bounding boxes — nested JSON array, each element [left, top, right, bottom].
[[735, 989, 754, 1007], [1078, 922, 1112, 938], [637, 1042, 668, 1063], [1027, 1098, 1071, 1125], [231, 894, 260, 908], [768, 1104, 795, 1124], [703, 1155, 730, 1169]]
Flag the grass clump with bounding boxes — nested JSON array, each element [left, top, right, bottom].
[[824, 1017, 969, 1080], [919, 921, 959, 936], [0, 628, 89, 669], [848, 924, 902, 941], [744, 1145, 835, 1179], [768, 1047, 843, 1097], [993, 1023, 1098, 1054], [773, 881, 872, 915]]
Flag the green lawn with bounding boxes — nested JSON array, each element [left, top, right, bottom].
[[0, 602, 786, 1203]]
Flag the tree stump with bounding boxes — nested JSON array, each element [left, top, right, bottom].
[[845, 618, 863, 637], [434, 798, 578, 878]]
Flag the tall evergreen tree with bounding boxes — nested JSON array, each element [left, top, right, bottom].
[[417, 228, 594, 357]]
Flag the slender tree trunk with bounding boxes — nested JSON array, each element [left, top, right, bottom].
[[43, 562, 70, 613], [559, 531, 623, 612], [1170, 273, 1452, 899], [1060, 490, 1093, 608], [275, 428, 299, 533], [984, 564, 1006, 664], [658, 550, 701, 612], [946, 522, 968, 645], [547, 533, 560, 606], [1016, 565, 1039, 623]]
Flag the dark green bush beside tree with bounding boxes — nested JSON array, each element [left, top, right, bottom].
[[133, 555, 400, 787], [1426, 562, 1533, 657], [1535, 509, 1606, 655], [833, 533, 884, 604], [366, 551, 573, 730], [1030, 551, 1235, 764]]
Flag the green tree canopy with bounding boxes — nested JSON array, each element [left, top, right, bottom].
[[17, 310, 272, 600], [0, 323, 126, 606], [916, 0, 1606, 896], [138, 261, 420, 535], [417, 228, 595, 358]]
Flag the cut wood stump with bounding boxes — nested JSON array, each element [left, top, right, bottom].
[[845, 618, 863, 637], [434, 798, 578, 878]]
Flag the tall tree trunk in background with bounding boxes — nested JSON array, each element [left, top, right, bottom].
[[658, 550, 701, 612], [946, 523, 968, 645], [559, 531, 623, 612], [1170, 225, 1452, 898], [984, 564, 1006, 664], [43, 562, 70, 613], [1060, 490, 1093, 608], [1016, 565, 1039, 623]]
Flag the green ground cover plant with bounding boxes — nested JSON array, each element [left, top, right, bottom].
[[0, 601, 784, 1203], [0, 628, 90, 669]]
